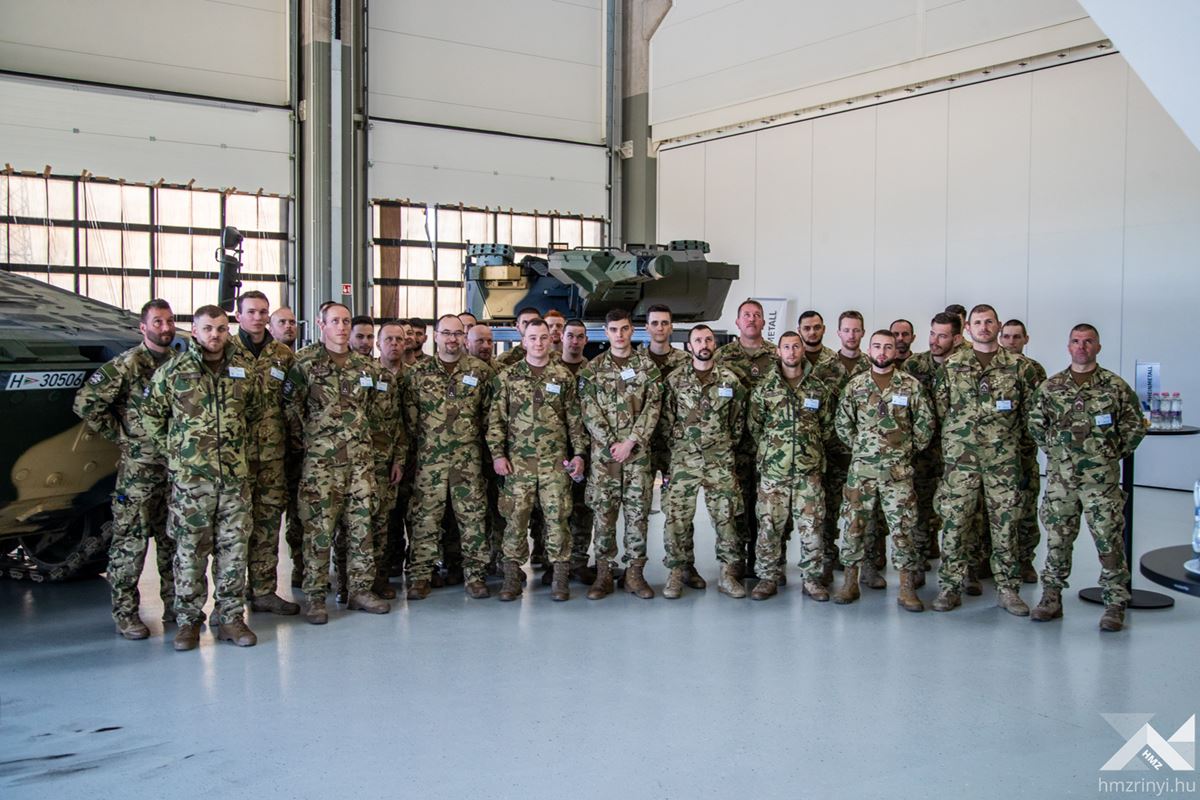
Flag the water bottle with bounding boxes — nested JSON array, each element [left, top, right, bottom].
[[1149, 393, 1163, 430], [1171, 392, 1183, 429], [1193, 479, 1200, 556]]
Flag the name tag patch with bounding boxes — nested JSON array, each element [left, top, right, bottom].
[[269, 367, 286, 381], [803, 397, 820, 410], [463, 374, 479, 387], [228, 366, 246, 379], [376, 381, 389, 392], [996, 399, 1013, 411], [620, 368, 637, 381], [359, 375, 374, 388], [546, 382, 561, 395], [718, 386, 734, 398], [892, 395, 908, 407], [1095, 413, 1113, 427]]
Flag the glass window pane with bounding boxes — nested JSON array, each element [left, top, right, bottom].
[[436, 247, 462, 282], [402, 246, 433, 281], [436, 208, 461, 243], [192, 279, 218, 308], [48, 273, 75, 291], [536, 216, 551, 249], [48, 180, 74, 220], [226, 194, 259, 231], [81, 183, 122, 223], [157, 233, 193, 270], [238, 279, 283, 308], [437, 286, 463, 318], [259, 196, 286, 232], [84, 229, 121, 267], [462, 210, 488, 244], [0, 175, 7, 216], [8, 224, 48, 264], [49, 226, 73, 266], [84, 273, 123, 308], [8, 177, 47, 217], [157, 188, 192, 227], [403, 205, 430, 241], [192, 235, 220, 274], [123, 276, 150, 312], [192, 191, 221, 228], [123, 231, 150, 269], [511, 215, 535, 247], [495, 213, 511, 245], [158, 277, 195, 316], [122, 186, 150, 224], [408, 286, 434, 320], [583, 220, 602, 247], [0, 226, 8, 261]]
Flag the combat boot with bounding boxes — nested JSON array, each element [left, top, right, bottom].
[[1020, 561, 1039, 584], [731, 561, 747, 580], [860, 560, 887, 589], [406, 579, 431, 601], [897, 570, 924, 612], [818, 560, 834, 588], [625, 559, 655, 599], [115, 616, 150, 640], [540, 565, 554, 586], [371, 578, 398, 601], [587, 561, 614, 600], [216, 619, 258, 647], [931, 588, 961, 612], [444, 565, 465, 586], [572, 563, 597, 585], [1030, 588, 1063, 622], [965, 567, 982, 596], [833, 565, 861, 604], [550, 563, 571, 601], [750, 579, 778, 600], [290, 556, 304, 589], [349, 592, 390, 614], [913, 569, 926, 589], [305, 597, 328, 625], [717, 564, 747, 598], [498, 562, 523, 602], [802, 579, 829, 602], [997, 588, 1029, 617], [1099, 604, 1126, 632], [683, 564, 707, 590], [465, 580, 490, 599], [250, 593, 301, 615], [174, 622, 201, 651], [662, 568, 686, 599]]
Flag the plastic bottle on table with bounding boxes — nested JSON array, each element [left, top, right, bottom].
[[1193, 478, 1200, 556], [1171, 392, 1183, 430], [1149, 393, 1162, 430]]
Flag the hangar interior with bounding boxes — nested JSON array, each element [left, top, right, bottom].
[[2, 1, 1198, 797]]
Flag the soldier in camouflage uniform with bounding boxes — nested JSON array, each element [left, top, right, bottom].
[[267, 306, 306, 587], [747, 331, 834, 601], [402, 314, 495, 600], [554, 319, 596, 583], [661, 325, 747, 599], [713, 300, 778, 578], [931, 304, 1040, 615], [832, 331, 934, 611], [494, 306, 541, 369], [365, 320, 411, 599], [283, 303, 391, 624], [73, 299, 178, 639], [902, 312, 960, 581], [578, 309, 662, 600], [142, 306, 261, 651], [1000, 318, 1048, 584], [1028, 324, 1145, 632], [467, 323, 505, 570], [889, 318, 915, 367], [232, 291, 300, 616], [487, 318, 588, 601]]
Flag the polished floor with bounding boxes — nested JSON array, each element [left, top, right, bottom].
[[1, 487, 1197, 799]]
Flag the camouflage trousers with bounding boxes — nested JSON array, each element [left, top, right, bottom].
[[1039, 464, 1130, 607], [1017, 454, 1042, 564], [246, 458, 286, 598], [936, 465, 1021, 592], [283, 455, 304, 577], [838, 467, 920, 572], [500, 469, 573, 565], [336, 460, 397, 590], [168, 479, 250, 626], [409, 460, 490, 581], [299, 458, 376, 601], [107, 459, 174, 623], [912, 446, 942, 558], [822, 448, 884, 565], [522, 478, 592, 568], [733, 447, 760, 567], [589, 448, 653, 567], [755, 472, 823, 582], [662, 452, 742, 569]]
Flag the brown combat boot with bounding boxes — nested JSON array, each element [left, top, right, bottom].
[[998, 588, 1029, 617], [115, 616, 150, 640], [802, 579, 829, 602], [717, 564, 746, 598], [897, 570, 924, 612], [540, 565, 554, 586], [348, 592, 391, 614], [818, 560, 835, 588], [305, 597, 328, 625], [406, 579, 431, 601], [587, 561, 614, 600], [572, 563, 597, 585], [662, 568, 686, 599], [965, 567, 983, 596], [1099, 604, 1126, 632], [625, 559, 655, 599], [1030, 588, 1062, 621], [498, 562, 523, 602], [216, 618, 258, 647], [833, 565, 861, 604], [251, 593, 301, 615], [550, 562, 570, 601], [751, 579, 778, 600], [174, 622, 201, 651], [861, 560, 887, 589], [931, 588, 961, 612], [1020, 561, 1039, 584], [371, 578, 398, 600], [683, 563, 707, 590], [465, 579, 490, 599]]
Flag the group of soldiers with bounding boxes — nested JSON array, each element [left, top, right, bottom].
[[73, 293, 1146, 651]]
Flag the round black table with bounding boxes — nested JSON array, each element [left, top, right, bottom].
[[1078, 425, 1199, 609], [1140, 545, 1200, 598]]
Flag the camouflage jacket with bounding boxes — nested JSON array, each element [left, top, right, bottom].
[[142, 340, 261, 483], [644, 345, 690, 446], [402, 354, 494, 468], [283, 345, 379, 467], [368, 362, 408, 466], [1028, 366, 1146, 480], [232, 330, 294, 464], [836, 369, 934, 479], [748, 361, 834, 480], [495, 343, 526, 368], [486, 358, 588, 474], [578, 349, 663, 452], [714, 339, 779, 389], [933, 347, 1039, 471], [903, 350, 947, 449], [662, 365, 746, 465], [1016, 353, 1048, 465], [73, 343, 173, 465]]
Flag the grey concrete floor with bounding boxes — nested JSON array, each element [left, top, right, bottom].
[[1, 487, 1197, 800]]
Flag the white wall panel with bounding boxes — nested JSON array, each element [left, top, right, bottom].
[[754, 123, 813, 329], [0, 0, 288, 105], [656, 144, 706, 244], [874, 92, 948, 332], [369, 0, 603, 143], [946, 74, 1032, 322], [811, 109, 876, 335], [0, 77, 292, 194], [702, 135, 757, 331], [369, 121, 607, 217]]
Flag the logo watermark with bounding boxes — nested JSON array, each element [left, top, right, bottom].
[[1098, 714, 1196, 795]]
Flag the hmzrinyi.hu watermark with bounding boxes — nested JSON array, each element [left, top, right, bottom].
[[1098, 778, 1197, 796], [1097, 713, 1195, 794]]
